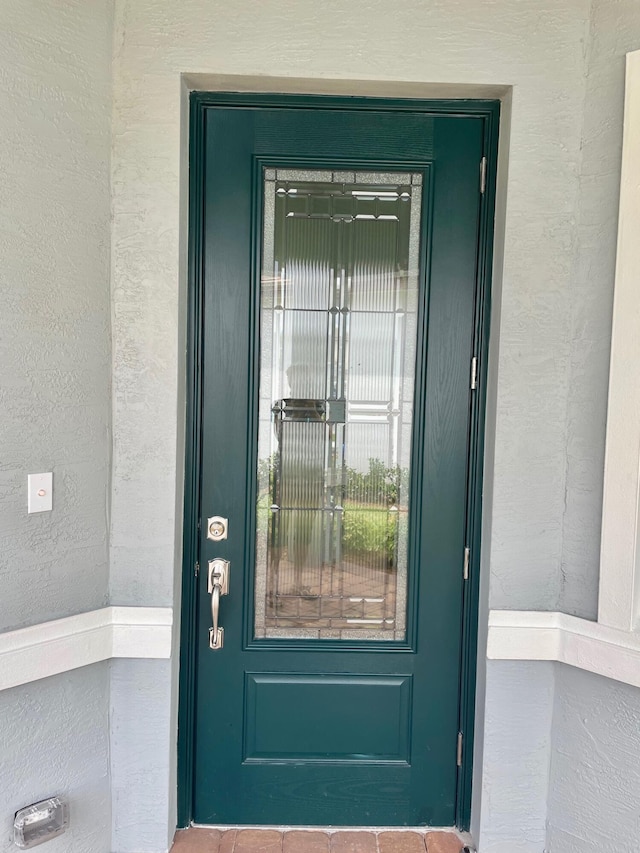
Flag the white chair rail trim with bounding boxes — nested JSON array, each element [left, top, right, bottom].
[[0, 606, 173, 692], [488, 609, 640, 690], [2, 606, 639, 692]]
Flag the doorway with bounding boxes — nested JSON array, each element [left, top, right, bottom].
[[179, 92, 498, 829]]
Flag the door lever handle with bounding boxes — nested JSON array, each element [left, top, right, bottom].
[[208, 559, 230, 650]]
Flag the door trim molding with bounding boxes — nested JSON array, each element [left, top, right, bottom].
[[0, 606, 172, 692], [598, 50, 640, 632], [178, 91, 500, 831]]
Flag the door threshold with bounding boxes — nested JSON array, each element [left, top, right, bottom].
[[173, 825, 472, 853], [191, 824, 461, 833]]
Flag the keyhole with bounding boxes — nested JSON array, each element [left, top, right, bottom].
[[207, 516, 228, 541]]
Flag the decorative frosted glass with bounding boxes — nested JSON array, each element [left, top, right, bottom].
[[255, 169, 422, 640]]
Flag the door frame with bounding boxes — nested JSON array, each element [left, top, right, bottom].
[[177, 91, 500, 831]]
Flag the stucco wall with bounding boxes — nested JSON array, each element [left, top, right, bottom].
[[2, 0, 639, 851], [547, 665, 640, 852], [0, 0, 113, 633], [560, 0, 640, 618], [0, 0, 113, 849], [107, 0, 640, 849], [110, 660, 173, 853], [476, 662, 555, 853], [109, 0, 593, 624], [545, 7, 640, 844], [0, 665, 111, 853]]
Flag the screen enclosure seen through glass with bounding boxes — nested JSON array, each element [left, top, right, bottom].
[[255, 168, 423, 641]]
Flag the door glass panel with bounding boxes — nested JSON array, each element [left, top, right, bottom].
[[255, 169, 422, 640]]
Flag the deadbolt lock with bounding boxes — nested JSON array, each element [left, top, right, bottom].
[[207, 515, 228, 541]]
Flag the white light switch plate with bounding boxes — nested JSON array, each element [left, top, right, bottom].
[[28, 472, 53, 513]]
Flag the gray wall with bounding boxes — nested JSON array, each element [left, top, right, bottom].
[[107, 0, 591, 843], [476, 663, 555, 853], [0, 665, 111, 853], [549, 3, 640, 843], [107, 0, 640, 849], [110, 660, 173, 853], [0, 0, 113, 850], [476, 2, 640, 844], [560, 0, 640, 618], [108, 0, 594, 620], [2, 1, 640, 852], [0, 0, 113, 633], [547, 665, 640, 852]]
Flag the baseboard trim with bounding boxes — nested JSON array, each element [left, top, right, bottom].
[[0, 606, 172, 692], [488, 609, 640, 689]]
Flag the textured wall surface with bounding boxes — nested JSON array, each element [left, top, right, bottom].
[[0, 0, 113, 848], [110, 660, 173, 853], [476, 662, 555, 853], [560, 0, 640, 618], [107, 0, 640, 848], [110, 0, 591, 615], [547, 665, 640, 852], [0, 664, 111, 853], [0, 0, 113, 633], [2, 1, 639, 851]]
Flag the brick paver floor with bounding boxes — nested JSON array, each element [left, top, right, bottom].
[[171, 828, 465, 853]]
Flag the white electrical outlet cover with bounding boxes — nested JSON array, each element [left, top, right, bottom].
[[28, 473, 53, 513]]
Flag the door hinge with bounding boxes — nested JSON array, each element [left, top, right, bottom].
[[195, 561, 200, 577], [480, 156, 487, 194], [457, 731, 463, 767], [463, 546, 470, 581], [470, 356, 478, 390]]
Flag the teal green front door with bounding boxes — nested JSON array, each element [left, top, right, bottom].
[[186, 95, 494, 827]]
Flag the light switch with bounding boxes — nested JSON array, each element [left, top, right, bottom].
[[28, 472, 53, 513]]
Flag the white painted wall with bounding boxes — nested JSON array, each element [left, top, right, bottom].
[[0, 0, 113, 850]]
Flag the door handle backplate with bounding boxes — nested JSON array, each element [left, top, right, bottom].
[[208, 559, 229, 650]]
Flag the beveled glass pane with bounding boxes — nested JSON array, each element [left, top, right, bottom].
[[255, 169, 422, 640]]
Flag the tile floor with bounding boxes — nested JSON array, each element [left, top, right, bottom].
[[171, 828, 465, 853]]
